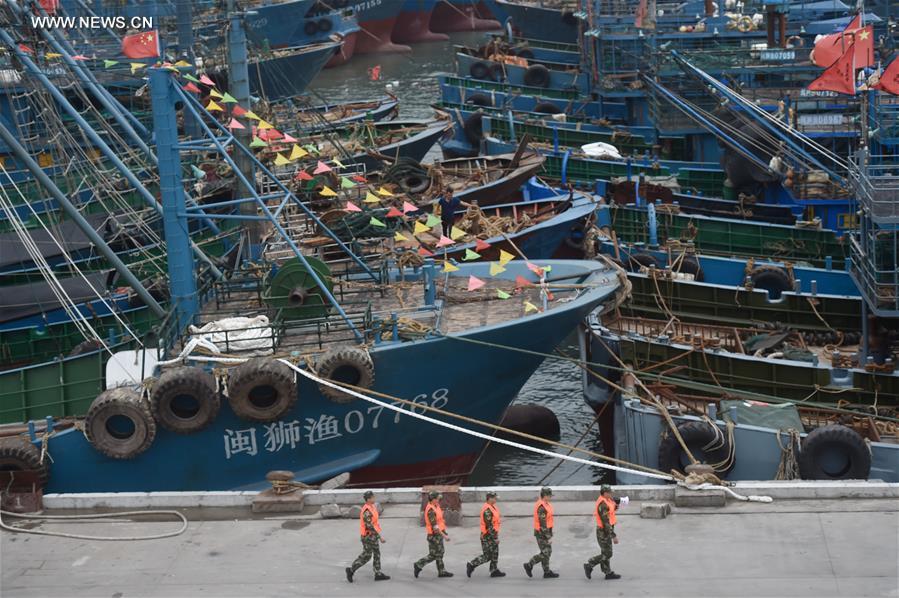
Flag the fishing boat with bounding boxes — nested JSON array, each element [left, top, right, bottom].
[[394, 0, 450, 43], [454, 44, 590, 93], [270, 95, 399, 132]]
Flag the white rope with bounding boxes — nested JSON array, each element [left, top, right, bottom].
[[0, 509, 188, 540], [678, 481, 773, 503]]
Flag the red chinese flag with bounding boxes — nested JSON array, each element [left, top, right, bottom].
[[39, 0, 59, 14], [121, 30, 160, 59], [808, 42, 856, 95], [852, 26, 875, 68], [875, 58, 899, 96], [634, 0, 648, 28], [811, 14, 864, 68]]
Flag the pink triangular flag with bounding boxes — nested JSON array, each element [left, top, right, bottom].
[[267, 129, 283, 140], [515, 275, 533, 288], [402, 201, 418, 214], [385, 207, 404, 218], [231, 105, 248, 117], [436, 235, 454, 247], [345, 202, 362, 212], [313, 161, 331, 174], [282, 133, 298, 143], [418, 247, 434, 257], [467, 275, 486, 291], [227, 117, 244, 130], [296, 171, 313, 181], [527, 262, 545, 277], [71, 55, 88, 61], [475, 239, 492, 252], [199, 74, 215, 86], [257, 128, 269, 141]]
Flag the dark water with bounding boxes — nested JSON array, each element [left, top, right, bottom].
[[309, 33, 600, 486]]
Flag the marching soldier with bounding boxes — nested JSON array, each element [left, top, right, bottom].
[[524, 487, 559, 578], [346, 491, 390, 583], [466, 491, 506, 578], [413, 490, 454, 578], [584, 484, 622, 580]]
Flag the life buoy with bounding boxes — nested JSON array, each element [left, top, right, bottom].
[[749, 265, 792, 300], [465, 92, 493, 108], [469, 61, 491, 80], [151, 366, 221, 434], [462, 110, 485, 145], [316, 347, 375, 403], [0, 437, 49, 488], [318, 18, 333, 33], [658, 420, 735, 476], [85, 387, 156, 459], [524, 64, 551, 88], [304, 20, 319, 36], [799, 424, 871, 480], [736, 16, 754, 32], [227, 358, 297, 422], [533, 101, 562, 114], [785, 35, 804, 48]]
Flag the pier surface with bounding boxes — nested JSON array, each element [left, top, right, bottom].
[[2, 486, 897, 597]]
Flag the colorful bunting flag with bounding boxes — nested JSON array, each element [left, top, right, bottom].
[[345, 201, 362, 212], [199, 74, 215, 86], [496, 289, 511, 300], [206, 100, 223, 112], [249, 136, 267, 148], [498, 249, 515, 266], [364, 192, 380, 204], [183, 73, 200, 83], [475, 239, 491, 252], [190, 164, 206, 179], [515, 275, 533, 288], [18, 44, 34, 54], [413, 221, 430, 235], [527, 263, 545, 277], [425, 214, 441, 228], [463, 249, 480, 261], [394, 232, 409, 242], [313, 161, 331, 174], [436, 235, 454, 247], [332, 158, 345, 168], [524, 301, 539, 313], [370, 217, 386, 228], [231, 104, 248, 117], [467, 276, 486, 291], [244, 110, 261, 121], [257, 119, 274, 130], [489, 262, 506, 277], [130, 62, 145, 74], [402, 201, 418, 214], [227, 117, 244, 130], [283, 133, 298, 143], [209, 88, 224, 99], [289, 144, 308, 160], [174, 60, 192, 67], [45, 52, 61, 59], [296, 171, 313, 181], [385, 207, 404, 218], [449, 226, 466, 241], [183, 82, 201, 94], [340, 177, 355, 189], [221, 92, 238, 104], [104, 59, 119, 68], [71, 55, 88, 61], [377, 186, 394, 197], [418, 247, 434, 257], [319, 186, 337, 197], [353, 175, 367, 183], [274, 153, 290, 166], [443, 261, 459, 273]]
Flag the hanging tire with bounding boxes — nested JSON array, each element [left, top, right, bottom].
[[304, 20, 319, 36], [227, 358, 297, 422], [462, 111, 484, 145], [658, 420, 734, 476], [0, 437, 49, 488], [151, 367, 221, 434], [627, 251, 663, 272], [316, 347, 375, 404], [749, 265, 792, 300], [533, 101, 561, 115], [489, 63, 505, 82], [469, 61, 490, 80], [318, 18, 333, 33], [400, 173, 431, 195], [84, 387, 156, 460], [799, 424, 871, 480], [465, 92, 493, 108], [523, 64, 551, 88], [673, 256, 704, 281]]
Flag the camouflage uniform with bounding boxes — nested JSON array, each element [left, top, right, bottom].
[[469, 507, 499, 572], [414, 508, 447, 573], [526, 504, 553, 573], [586, 500, 616, 574], [350, 509, 382, 574]]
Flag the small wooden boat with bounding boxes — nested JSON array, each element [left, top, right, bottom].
[[270, 95, 399, 132]]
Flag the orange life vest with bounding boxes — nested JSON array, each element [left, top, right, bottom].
[[594, 495, 617, 529], [533, 499, 554, 530], [479, 503, 501, 535], [359, 503, 381, 537], [424, 502, 446, 535]]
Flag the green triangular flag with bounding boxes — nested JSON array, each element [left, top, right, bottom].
[[496, 289, 511, 299], [425, 213, 441, 228], [370, 217, 386, 228], [304, 144, 319, 155], [183, 73, 200, 83], [249, 136, 267, 148], [190, 164, 206, 179], [103, 59, 118, 68], [340, 177, 355, 189], [463, 249, 481, 261], [221, 92, 238, 103]]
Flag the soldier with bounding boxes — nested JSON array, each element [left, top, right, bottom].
[[524, 486, 559, 579], [584, 484, 622, 580], [413, 490, 454, 578], [466, 491, 506, 578], [346, 491, 390, 583]]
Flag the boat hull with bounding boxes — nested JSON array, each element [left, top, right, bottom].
[[354, 2, 411, 54], [248, 43, 339, 101], [430, 0, 501, 32], [394, 0, 449, 43]]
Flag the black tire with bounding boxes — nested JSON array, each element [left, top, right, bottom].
[[316, 347, 375, 404], [151, 367, 221, 434], [533, 101, 562, 115], [0, 437, 49, 488], [673, 256, 704, 282], [523, 64, 551, 88], [465, 92, 493, 108], [489, 63, 505, 82], [462, 111, 484, 145], [561, 10, 578, 25], [750, 265, 792, 300], [627, 251, 663, 272], [516, 49, 534, 60], [318, 18, 333, 33], [304, 20, 319, 36], [564, 223, 587, 250], [401, 173, 431, 195], [799, 425, 871, 480], [658, 420, 735, 476], [469, 61, 490, 80], [69, 339, 103, 357], [227, 358, 297, 422], [85, 387, 156, 460]]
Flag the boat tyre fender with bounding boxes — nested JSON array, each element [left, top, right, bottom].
[[465, 92, 493, 108], [561, 10, 578, 26], [150, 366, 221, 434], [786, 35, 804, 48], [516, 48, 535, 60], [658, 420, 734, 477], [318, 18, 333, 33], [565, 223, 588, 250], [469, 61, 491, 80], [316, 347, 375, 404], [749, 265, 791, 300], [401, 173, 431, 195], [0, 437, 49, 488], [462, 110, 485, 145], [798, 424, 871, 480], [524, 64, 551, 88], [533, 101, 562, 115], [489, 63, 505, 82], [227, 358, 298, 422], [627, 251, 664, 272], [85, 387, 156, 459], [304, 20, 319, 36], [673, 256, 704, 281]]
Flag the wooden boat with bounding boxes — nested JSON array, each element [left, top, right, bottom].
[[270, 95, 399, 132]]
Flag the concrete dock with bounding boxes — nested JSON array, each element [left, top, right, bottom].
[[2, 483, 898, 597]]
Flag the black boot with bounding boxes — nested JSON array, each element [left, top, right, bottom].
[[345, 567, 354, 583], [605, 572, 621, 580], [374, 572, 390, 581], [583, 563, 592, 579], [523, 562, 533, 577], [490, 570, 506, 578], [544, 570, 560, 578], [438, 571, 455, 578], [413, 563, 422, 578], [466, 562, 474, 578]]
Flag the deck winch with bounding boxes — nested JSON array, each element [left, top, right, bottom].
[[264, 257, 334, 320]]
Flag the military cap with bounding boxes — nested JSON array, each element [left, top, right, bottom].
[[428, 490, 442, 500], [485, 491, 498, 499], [540, 486, 553, 497], [600, 484, 612, 493], [363, 490, 374, 499]]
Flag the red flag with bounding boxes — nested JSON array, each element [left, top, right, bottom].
[[875, 58, 899, 96], [812, 25, 873, 68], [121, 30, 160, 59], [39, 0, 59, 14], [635, 0, 648, 28], [808, 42, 856, 95]]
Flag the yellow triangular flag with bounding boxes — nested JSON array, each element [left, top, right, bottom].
[[332, 158, 345, 168], [413, 221, 429, 234], [394, 232, 409, 242], [449, 226, 466, 241], [206, 100, 223, 112], [498, 249, 515, 266], [489, 262, 506, 276], [319, 186, 337, 197], [364, 192, 380, 204], [257, 119, 274, 130], [245, 111, 261, 121], [130, 62, 146, 74], [175, 60, 192, 67], [209, 88, 224, 99], [524, 301, 539, 313], [442, 261, 459, 273], [377, 186, 394, 197], [289, 144, 308, 160], [45, 52, 62, 58], [274, 153, 290, 166]]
